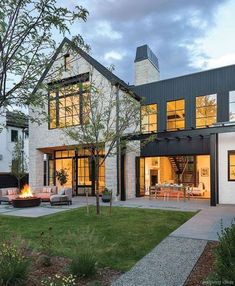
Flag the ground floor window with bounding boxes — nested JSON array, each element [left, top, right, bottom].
[[228, 151, 235, 181], [137, 155, 211, 199], [46, 147, 105, 195]]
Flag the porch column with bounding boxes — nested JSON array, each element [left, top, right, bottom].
[[29, 148, 44, 188], [210, 133, 218, 206]]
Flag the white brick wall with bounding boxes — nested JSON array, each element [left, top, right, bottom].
[[29, 42, 140, 198], [125, 141, 140, 199], [135, 59, 160, 86]]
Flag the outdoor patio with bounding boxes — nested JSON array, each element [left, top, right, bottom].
[[0, 196, 210, 217]]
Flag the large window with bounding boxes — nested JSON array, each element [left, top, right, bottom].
[[228, 151, 235, 181], [196, 94, 217, 128], [141, 104, 157, 133], [49, 73, 89, 129], [229, 91, 235, 121], [167, 99, 185, 131]]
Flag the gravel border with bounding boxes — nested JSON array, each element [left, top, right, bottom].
[[112, 237, 207, 286]]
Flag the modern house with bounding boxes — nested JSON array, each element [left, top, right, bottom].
[[0, 111, 29, 187], [29, 38, 235, 206]]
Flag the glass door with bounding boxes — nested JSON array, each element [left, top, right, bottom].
[[136, 157, 145, 197]]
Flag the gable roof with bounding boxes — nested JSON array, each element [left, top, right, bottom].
[[34, 37, 140, 101]]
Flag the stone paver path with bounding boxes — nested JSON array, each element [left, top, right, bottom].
[[171, 205, 235, 241]]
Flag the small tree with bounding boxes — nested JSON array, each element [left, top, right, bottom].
[[64, 70, 140, 214], [10, 138, 28, 189], [0, 0, 88, 117]]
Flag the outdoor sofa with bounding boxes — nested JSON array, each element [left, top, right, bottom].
[[32, 186, 57, 202], [0, 187, 19, 204], [50, 188, 73, 206]]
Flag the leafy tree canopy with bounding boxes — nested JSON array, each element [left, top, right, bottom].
[[0, 0, 88, 112]]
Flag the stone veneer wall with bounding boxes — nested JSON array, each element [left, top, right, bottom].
[[135, 59, 160, 86], [125, 141, 140, 199]]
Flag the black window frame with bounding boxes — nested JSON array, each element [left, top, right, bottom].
[[195, 94, 217, 128], [48, 73, 89, 130], [11, 129, 18, 142], [228, 150, 235, 181], [166, 99, 185, 131], [140, 103, 158, 134]]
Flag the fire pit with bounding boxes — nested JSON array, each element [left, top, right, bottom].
[[11, 184, 41, 208], [12, 197, 41, 208]]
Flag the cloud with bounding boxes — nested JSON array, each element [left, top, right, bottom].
[[66, 0, 230, 83], [104, 51, 126, 61], [193, 53, 235, 70]]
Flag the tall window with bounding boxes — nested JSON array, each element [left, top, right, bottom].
[[49, 73, 89, 129], [167, 99, 185, 131], [11, 130, 18, 142], [228, 151, 235, 181], [64, 54, 71, 71], [196, 94, 217, 128], [229, 91, 235, 121], [141, 104, 157, 133]]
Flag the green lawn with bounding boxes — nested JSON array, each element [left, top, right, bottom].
[[0, 206, 195, 271]]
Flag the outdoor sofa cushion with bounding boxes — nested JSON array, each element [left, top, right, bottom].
[[0, 188, 19, 203]]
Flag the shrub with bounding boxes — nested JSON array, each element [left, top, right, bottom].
[[0, 241, 30, 286], [214, 220, 235, 283], [69, 251, 97, 277], [41, 274, 76, 286], [39, 227, 55, 267]]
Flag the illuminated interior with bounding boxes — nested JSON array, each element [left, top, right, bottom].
[[51, 148, 105, 193], [228, 151, 235, 180], [196, 94, 217, 128], [143, 155, 210, 199], [167, 99, 185, 131], [141, 104, 157, 133]]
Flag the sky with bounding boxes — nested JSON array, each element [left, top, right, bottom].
[[63, 0, 235, 85]]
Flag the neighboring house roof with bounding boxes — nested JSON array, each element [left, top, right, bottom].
[[6, 111, 28, 129], [135, 44, 160, 72], [34, 37, 141, 101]]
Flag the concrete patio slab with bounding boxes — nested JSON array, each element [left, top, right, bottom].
[[170, 204, 235, 241], [112, 236, 207, 286]]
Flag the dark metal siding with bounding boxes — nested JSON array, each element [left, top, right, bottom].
[[141, 137, 210, 157], [135, 64, 235, 132]]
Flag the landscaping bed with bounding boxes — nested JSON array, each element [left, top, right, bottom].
[[27, 253, 122, 286], [0, 206, 195, 285], [185, 241, 219, 286]]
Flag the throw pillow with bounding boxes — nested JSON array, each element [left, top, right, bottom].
[[7, 189, 17, 195], [42, 187, 51, 193], [58, 189, 65, 195]]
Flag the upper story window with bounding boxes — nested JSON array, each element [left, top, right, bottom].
[[11, 130, 18, 142], [228, 151, 235, 181], [48, 73, 89, 129], [195, 94, 217, 128], [229, 91, 235, 121], [167, 99, 185, 131], [141, 104, 157, 133], [64, 54, 71, 71]]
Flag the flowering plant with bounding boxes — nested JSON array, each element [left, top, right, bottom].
[[41, 274, 76, 286]]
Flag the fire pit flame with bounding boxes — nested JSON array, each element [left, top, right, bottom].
[[19, 184, 33, 198]]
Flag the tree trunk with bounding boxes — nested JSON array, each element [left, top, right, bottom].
[[95, 155, 100, 215], [18, 177, 21, 190]]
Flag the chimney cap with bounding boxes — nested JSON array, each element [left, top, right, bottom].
[[135, 44, 159, 71]]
